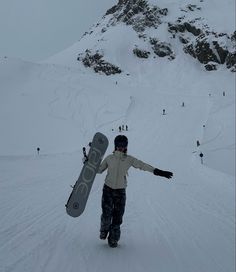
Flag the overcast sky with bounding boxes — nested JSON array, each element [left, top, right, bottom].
[[0, 0, 116, 61]]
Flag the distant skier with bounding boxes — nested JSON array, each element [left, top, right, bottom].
[[125, 125, 128, 131], [199, 152, 204, 164], [162, 109, 166, 115], [119, 126, 122, 132], [37, 147, 40, 155], [98, 135, 173, 248]]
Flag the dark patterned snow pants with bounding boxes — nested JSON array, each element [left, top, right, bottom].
[[100, 184, 126, 241]]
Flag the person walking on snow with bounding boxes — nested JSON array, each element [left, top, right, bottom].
[[98, 135, 173, 248]]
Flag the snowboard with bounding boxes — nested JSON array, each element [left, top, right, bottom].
[[66, 132, 109, 217]]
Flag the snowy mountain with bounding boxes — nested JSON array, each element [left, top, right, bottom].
[[0, 0, 235, 271], [46, 0, 236, 73]]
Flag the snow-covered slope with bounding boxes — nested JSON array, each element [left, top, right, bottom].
[[0, 0, 235, 271]]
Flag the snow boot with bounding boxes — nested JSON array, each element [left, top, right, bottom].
[[108, 238, 118, 248], [100, 231, 109, 240]]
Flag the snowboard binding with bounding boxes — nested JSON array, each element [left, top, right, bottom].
[[82, 142, 92, 163]]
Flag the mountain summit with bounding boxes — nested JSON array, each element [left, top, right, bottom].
[[47, 0, 235, 74]]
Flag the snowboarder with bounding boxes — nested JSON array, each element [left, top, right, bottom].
[[97, 135, 173, 248]]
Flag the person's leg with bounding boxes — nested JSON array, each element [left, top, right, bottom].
[[100, 185, 113, 239], [108, 189, 126, 246]]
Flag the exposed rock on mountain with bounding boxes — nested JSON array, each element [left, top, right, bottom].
[[149, 38, 175, 60], [77, 50, 122, 75], [133, 47, 150, 58], [169, 16, 235, 72]]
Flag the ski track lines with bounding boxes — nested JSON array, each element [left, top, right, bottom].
[[0, 67, 235, 271], [0, 154, 75, 272], [1, 96, 234, 272], [0, 100, 231, 272], [127, 171, 233, 272], [46, 76, 131, 138]]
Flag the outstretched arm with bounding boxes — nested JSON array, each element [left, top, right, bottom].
[[130, 156, 155, 173]]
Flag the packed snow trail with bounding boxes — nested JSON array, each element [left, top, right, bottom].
[[0, 145, 234, 272], [0, 60, 234, 272]]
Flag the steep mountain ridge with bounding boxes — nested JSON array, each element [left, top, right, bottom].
[[46, 0, 235, 74]]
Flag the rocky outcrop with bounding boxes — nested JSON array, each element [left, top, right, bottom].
[[204, 62, 218, 71], [226, 52, 236, 72], [149, 38, 175, 60], [169, 16, 235, 72], [77, 50, 122, 75], [132, 40, 175, 60], [133, 47, 150, 58], [106, 0, 167, 32], [225, 31, 236, 71], [169, 21, 202, 36], [184, 36, 219, 64]]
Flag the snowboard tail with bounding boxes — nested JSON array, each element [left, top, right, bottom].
[[66, 132, 108, 217]]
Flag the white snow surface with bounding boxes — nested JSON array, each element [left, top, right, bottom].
[[0, 0, 235, 271]]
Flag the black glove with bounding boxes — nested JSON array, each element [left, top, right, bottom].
[[153, 168, 173, 179]]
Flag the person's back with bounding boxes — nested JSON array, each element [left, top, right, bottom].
[[98, 135, 173, 247], [99, 149, 155, 189]]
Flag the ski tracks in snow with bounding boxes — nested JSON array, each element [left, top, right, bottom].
[[0, 61, 235, 272]]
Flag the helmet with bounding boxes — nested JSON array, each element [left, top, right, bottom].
[[114, 135, 128, 149]]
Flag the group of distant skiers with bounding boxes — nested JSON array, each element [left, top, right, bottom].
[[118, 125, 128, 132]]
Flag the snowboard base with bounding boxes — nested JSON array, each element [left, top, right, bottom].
[[66, 132, 108, 217]]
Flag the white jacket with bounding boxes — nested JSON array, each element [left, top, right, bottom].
[[98, 151, 155, 189]]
